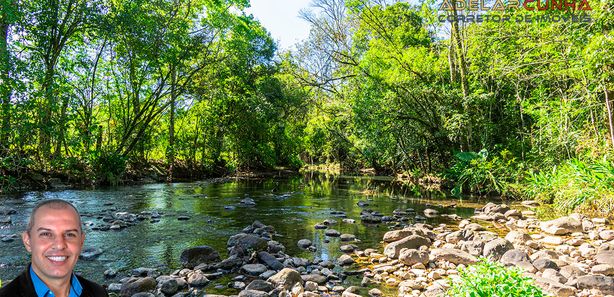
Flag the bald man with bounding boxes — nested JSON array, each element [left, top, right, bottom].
[[0, 199, 108, 297]]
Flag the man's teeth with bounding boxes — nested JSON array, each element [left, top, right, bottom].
[[47, 256, 67, 261]]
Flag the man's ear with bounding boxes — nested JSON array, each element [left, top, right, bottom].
[[22, 232, 32, 253], [80, 232, 86, 246]]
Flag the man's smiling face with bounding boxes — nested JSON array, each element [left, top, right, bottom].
[[22, 205, 85, 284]]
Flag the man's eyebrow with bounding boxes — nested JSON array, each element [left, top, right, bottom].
[[35, 227, 80, 233]]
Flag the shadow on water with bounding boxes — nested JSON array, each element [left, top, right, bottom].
[[0, 173, 484, 286]]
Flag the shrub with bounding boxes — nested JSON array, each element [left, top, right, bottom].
[[448, 259, 546, 297], [524, 158, 614, 217], [446, 149, 522, 197], [92, 151, 127, 186]]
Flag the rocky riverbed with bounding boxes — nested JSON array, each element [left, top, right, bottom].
[[85, 201, 614, 297]]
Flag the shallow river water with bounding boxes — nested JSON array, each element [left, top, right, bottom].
[[0, 174, 483, 292]]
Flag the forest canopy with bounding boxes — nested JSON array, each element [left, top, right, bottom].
[[0, 0, 612, 216]]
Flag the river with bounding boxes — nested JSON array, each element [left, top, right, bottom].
[[0, 174, 482, 292]]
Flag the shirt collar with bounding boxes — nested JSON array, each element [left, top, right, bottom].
[[29, 265, 83, 297]]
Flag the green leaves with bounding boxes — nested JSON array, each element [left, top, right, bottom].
[[448, 259, 547, 297]]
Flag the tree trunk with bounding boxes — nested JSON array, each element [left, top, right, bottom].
[[167, 68, 176, 183], [451, 1, 471, 151], [39, 66, 56, 161], [605, 85, 614, 149], [0, 14, 10, 151]]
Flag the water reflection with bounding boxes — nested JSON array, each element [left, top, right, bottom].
[[0, 174, 478, 285]]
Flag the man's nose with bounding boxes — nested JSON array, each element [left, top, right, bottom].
[[53, 235, 67, 249]]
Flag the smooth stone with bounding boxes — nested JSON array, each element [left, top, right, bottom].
[[119, 277, 157, 297], [238, 290, 268, 297], [257, 251, 284, 271], [482, 238, 513, 261], [80, 247, 104, 260], [540, 217, 582, 235], [242, 264, 268, 276], [267, 268, 303, 289], [430, 248, 477, 265], [599, 230, 614, 241], [301, 274, 327, 285], [399, 249, 429, 266], [179, 246, 220, 269], [576, 274, 614, 294], [533, 258, 559, 272], [384, 235, 431, 259], [340, 244, 357, 253], [187, 270, 209, 286], [595, 250, 614, 265], [340, 234, 356, 241], [245, 279, 274, 292], [338, 254, 355, 266], [591, 264, 614, 276], [297, 239, 312, 249], [325, 229, 341, 237]]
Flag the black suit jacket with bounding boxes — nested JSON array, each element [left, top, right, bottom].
[[0, 265, 108, 297]]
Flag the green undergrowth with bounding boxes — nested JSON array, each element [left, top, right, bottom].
[[448, 259, 547, 297], [524, 158, 614, 218]]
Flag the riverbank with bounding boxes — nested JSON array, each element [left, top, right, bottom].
[[97, 202, 613, 297]]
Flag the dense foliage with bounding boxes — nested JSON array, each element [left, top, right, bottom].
[[448, 259, 546, 297], [1, 0, 613, 216]]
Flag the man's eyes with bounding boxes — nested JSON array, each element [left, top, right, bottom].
[[38, 232, 79, 239], [39, 232, 52, 238]]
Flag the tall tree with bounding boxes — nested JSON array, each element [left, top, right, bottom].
[[0, 0, 17, 150]]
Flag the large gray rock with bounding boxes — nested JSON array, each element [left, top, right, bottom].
[[383, 229, 417, 243], [119, 277, 156, 297], [297, 239, 312, 249], [384, 235, 431, 259], [430, 248, 477, 265], [481, 203, 510, 214], [533, 276, 577, 297], [591, 264, 614, 276], [245, 279, 274, 292], [505, 231, 532, 246], [257, 251, 284, 270], [301, 274, 327, 284], [179, 246, 220, 268], [540, 217, 582, 235], [338, 254, 355, 266], [80, 247, 104, 260], [599, 230, 614, 241], [267, 268, 303, 289], [186, 270, 209, 286], [445, 230, 474, 244], [156, 276, 179, 295], [533, 258, 559, 272], [500, 249, 530, 264], [242, 264, 268, 276], [576, 274, 614, 294], [483, 238, 513, 261], [595, 250, 614, 265], [462, 240, 484, 256], [238, 290, 269, 297], [227, 233, 268, 255], [399, 248, 429, 266]]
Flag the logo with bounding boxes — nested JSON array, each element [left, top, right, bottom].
[[437, 0, 593, 23]]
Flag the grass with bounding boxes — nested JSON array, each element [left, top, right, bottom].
[[524, 158, 614, 218]]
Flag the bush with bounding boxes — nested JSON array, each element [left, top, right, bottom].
[[446, 149, 522, 197], [524, 158, 614, 217], [92, 151, 127, 186], [448, 259, 546, 297]]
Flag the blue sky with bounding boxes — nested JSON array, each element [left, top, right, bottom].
[[246, 0, 313, 50]]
